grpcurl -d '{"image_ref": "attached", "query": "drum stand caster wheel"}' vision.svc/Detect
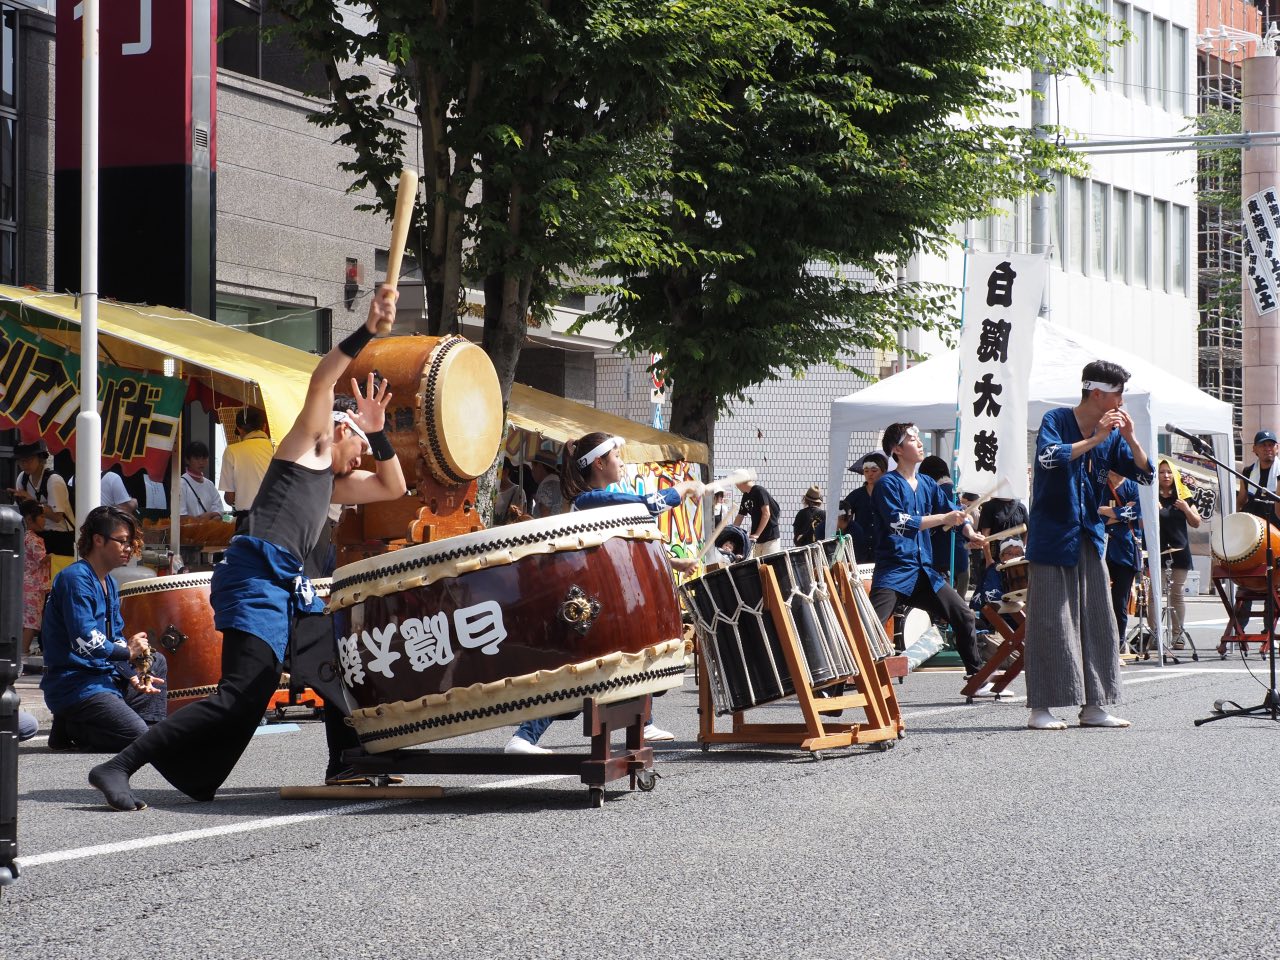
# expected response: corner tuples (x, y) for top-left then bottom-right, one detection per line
(588, 787), (604, 809)
(700, 743), (710, 753)
(874, 740), (894, 753)
(810, 750), (824, 762)
(635, 769), (657, 792)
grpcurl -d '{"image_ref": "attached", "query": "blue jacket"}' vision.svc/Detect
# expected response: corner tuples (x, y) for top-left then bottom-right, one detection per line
(871, 471), (961, 594)
(211, 535), (325, 660)
(1103, 478), (1143, 570)
(1027, 407), (1153, 567)
(40, 560), (132, 713)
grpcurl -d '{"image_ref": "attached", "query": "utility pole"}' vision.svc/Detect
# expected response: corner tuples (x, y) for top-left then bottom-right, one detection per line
(1031, 66), (1051, 320)
(1242, 52), (1280, 447)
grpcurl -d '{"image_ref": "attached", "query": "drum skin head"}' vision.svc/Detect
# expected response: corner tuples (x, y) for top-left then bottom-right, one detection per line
(421, 338), (503, 483)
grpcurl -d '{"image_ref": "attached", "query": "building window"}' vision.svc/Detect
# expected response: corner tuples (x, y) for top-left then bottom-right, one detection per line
(1068, 177), (1086, 272)
(1130, 9), (1149, 102)
(1172, 203), (1188, 295)
(1153, 18), (1168, 111)
(1133, 193), (1148, 287)
(216, 0), (329, 97)
(216, 294), (331, 354)
(1090, 181), (1107, 276)
(1172, 25), (1189, 113)
(1109, 2), (1129, 92)
(1112, 188), (1129, 281)
(1152, 199), (1168, 292)
(0, 7), (18, 285)
(1048, 178), (1061, 265)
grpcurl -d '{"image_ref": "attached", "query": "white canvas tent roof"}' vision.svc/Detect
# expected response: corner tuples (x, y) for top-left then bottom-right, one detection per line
(827, 319), (1236, 657)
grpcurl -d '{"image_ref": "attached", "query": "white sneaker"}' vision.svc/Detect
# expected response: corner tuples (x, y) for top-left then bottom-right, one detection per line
(643, 723), (675, 742)
(503, 735), (552, 755)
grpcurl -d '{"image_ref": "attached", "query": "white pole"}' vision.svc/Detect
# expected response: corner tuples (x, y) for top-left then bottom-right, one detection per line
(75, 0), (101, 537)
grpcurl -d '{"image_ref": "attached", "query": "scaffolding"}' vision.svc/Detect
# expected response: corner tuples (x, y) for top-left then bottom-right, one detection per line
(1196, 0), (1268, 457)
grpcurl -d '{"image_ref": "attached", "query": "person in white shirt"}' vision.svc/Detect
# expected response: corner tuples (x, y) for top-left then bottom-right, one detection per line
(218, 408), (273, 518)
(10, 440), (75, 559)
(530, 449), (566, 517)
(178, 441), (227, 520)
(99, 467), (138, 515)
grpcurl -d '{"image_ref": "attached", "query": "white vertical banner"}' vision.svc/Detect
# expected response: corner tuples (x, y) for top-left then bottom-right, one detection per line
(1243, 187), (1280, 316)
(955, 252), (1048, 500)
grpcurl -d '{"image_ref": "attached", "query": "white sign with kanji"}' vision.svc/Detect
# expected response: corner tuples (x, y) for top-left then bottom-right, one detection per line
(955, 252), (1048, 500)
(1243, 187), (1280, 318)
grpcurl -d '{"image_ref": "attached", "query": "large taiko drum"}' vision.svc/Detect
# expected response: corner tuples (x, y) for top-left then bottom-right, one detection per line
(680, 545), (858, 716)
(118, 573), (331, 714)
(344, 335), (504, 486)
(1211, 513), (1280, 590)
(326, 505), (689, 752)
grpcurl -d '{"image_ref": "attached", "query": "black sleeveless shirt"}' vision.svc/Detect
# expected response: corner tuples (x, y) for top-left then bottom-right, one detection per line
(246, 459), (334, 562)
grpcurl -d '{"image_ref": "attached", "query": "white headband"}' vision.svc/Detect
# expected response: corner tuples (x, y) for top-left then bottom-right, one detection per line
(333, 411), (370, 450)
(1082, 380), (1123, 393)
(576, 436), (624, 470)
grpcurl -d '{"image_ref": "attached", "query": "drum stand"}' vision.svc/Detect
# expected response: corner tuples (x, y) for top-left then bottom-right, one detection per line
(327, 695), (657, 809)
(1133, 556), (1198, 664)
(696, 564), (902, 758)
(960, 605), (1026, 703)
(1210, 570), (1273, 660)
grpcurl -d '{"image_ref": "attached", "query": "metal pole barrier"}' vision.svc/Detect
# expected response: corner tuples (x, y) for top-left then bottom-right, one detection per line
(0, 504), (23, 891)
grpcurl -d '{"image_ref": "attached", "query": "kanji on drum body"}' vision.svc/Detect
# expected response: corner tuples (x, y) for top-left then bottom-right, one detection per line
(339, 600), (508, 685)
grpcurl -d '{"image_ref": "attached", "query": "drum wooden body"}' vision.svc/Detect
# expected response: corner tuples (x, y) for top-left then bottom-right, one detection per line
(119, 573), (330, 715)
(1212, 513), (1280, 589)
(344, 335), (503, 487)
(681, 545), (857, 717)
(327, 505), (688, 752)
(997, 558), (1029, 599)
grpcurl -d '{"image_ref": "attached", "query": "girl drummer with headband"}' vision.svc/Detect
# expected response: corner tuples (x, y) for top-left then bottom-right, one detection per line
(504, 431), (703, 755)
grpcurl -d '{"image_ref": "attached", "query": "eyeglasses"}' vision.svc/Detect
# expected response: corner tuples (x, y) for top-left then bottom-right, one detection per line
(106, 535), (135, 550)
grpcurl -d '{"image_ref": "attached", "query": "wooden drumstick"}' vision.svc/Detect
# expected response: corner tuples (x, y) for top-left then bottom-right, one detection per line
(986, 522), (1027, 542)
(380, 168), (419, 333)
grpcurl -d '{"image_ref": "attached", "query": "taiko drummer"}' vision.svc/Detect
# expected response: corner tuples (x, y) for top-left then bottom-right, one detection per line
(90, 287), (407, 811)
(504, 432), (702, 754)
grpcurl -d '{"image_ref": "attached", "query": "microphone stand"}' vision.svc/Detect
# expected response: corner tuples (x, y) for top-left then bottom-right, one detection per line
(1185, 431), (1280, 726)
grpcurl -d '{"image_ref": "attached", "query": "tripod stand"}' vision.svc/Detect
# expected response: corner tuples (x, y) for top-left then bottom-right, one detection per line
(1179, 427), (1280, 726)
(1128, 551), (1199, 664)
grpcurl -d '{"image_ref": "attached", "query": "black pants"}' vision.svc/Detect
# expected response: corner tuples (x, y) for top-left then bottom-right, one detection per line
(126, 627), (282, 801)
(58, 692), (147, 752)
(1107, 560), (1137, 640)
(871, 570), (982, 674)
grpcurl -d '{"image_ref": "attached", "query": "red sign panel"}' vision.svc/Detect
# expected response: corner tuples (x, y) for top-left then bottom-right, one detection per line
(55, 0), (210, 170)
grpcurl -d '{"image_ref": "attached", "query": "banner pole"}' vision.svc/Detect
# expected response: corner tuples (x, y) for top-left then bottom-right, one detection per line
(75, 0), (101, 536)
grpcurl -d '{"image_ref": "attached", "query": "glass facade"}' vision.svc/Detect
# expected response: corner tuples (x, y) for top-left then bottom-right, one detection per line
(0, 6), (16, 283)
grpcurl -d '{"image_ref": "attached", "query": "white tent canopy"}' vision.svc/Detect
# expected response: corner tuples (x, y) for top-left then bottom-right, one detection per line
(828, 319), (1236, 656)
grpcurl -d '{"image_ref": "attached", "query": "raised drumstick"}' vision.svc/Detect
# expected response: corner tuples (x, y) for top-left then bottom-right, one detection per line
(380, 168), (419, 333)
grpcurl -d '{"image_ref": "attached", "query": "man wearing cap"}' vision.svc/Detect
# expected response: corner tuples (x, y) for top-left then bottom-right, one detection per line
(10, 440), (75, 563)
(1023, 360), (1152, 731)
(839, 453), (887, 564)
(734, 477), (781, 557)
(1238, 429), (1279, 523)
(793, 486), (825, 546)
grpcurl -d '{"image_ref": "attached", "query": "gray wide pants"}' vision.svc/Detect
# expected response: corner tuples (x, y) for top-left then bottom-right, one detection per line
(1024, 545), (1122, 709)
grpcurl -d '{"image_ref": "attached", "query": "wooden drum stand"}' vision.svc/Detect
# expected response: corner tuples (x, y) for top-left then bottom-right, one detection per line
(960, 604), (1026, 703)
(696, 563), (903, 758)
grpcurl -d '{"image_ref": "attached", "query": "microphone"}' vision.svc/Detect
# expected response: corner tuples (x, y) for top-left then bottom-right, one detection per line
(1165, 423), (1207, 454)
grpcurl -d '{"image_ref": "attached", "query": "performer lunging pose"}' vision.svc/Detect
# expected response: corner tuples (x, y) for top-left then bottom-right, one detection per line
(869, 423), (988, 685)
(90, 288), (406, 811)
(1024, 360), (1151, 731)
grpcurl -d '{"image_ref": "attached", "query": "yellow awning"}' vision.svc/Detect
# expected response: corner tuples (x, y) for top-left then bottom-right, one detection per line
(508, 382), (708, 465)
(0, 285), (314, 438)
(0, 285), (707, 466)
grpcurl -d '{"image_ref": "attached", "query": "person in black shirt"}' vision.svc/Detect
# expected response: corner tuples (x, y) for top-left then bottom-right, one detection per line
(1238, 429), (1279, 523)
(838, 453), (887, 564)
(734, 479), (781, 557)
(793, 485), (825, 546)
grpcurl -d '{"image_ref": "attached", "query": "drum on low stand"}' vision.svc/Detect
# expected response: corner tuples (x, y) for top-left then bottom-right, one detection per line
(997, 557), (1029, 613)
(681, 545), (858, 717)
(1211, 512), (1280, 591)
(326, 505), (689, 753)
(119, 573), (330, 715)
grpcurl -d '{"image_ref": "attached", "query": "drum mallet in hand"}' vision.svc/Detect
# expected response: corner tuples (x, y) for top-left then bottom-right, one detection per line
(379, 168), (419, 334)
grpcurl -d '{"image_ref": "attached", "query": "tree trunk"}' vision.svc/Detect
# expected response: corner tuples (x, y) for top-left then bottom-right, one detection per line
(669, 380), (716, 473)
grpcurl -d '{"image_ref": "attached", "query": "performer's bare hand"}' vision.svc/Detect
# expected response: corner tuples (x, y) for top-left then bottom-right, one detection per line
(679, 480), (705, 502)
(940, 509), (968, 529)
(129, 673), (165, 695)
(365, 284), (398, 334)
(350, 373), (393, 435)
(126, 632), (150, 659)
(669, 555), (699, 574)
(964, 529), (987, 547)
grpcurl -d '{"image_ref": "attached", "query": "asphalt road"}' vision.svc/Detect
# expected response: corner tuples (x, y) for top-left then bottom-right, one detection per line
(4, 596), (1279, 959)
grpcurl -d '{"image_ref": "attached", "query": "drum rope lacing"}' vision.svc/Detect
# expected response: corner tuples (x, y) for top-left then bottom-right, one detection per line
(329, 511), (658, 595)
(681, 547), (859, 715)
(355, 664), (687, 745)
(118, 574), (216, 596)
